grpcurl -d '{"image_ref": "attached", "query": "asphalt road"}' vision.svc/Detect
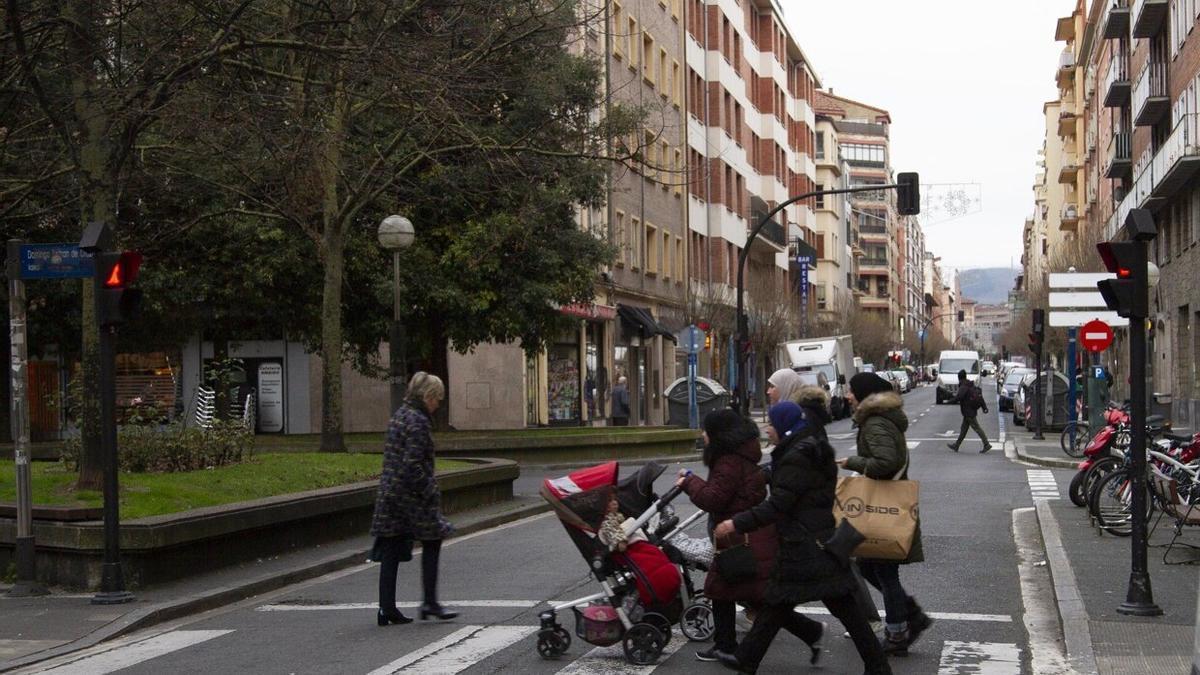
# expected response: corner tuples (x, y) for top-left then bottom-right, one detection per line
(22, 380), (1069, 674)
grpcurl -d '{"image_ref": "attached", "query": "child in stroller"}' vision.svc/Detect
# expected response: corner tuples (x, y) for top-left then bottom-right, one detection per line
(536, 461), (714, 665)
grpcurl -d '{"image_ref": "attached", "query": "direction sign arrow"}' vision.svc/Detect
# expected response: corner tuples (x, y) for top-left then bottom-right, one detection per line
(1049, 272), (1117, 288)
(1048, 311), (1129, 327)
(1049, 292), (1107, 308)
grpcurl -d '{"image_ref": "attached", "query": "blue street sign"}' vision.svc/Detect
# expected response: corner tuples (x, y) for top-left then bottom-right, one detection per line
(680, 325), (705, 355)
(918, 329), (926, 340)
(16, 244), (93, 280)
(1092, 366), (1107, 380)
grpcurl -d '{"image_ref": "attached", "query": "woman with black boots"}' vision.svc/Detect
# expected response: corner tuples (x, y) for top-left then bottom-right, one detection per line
(370, 372), (458, 626)
(714, 389), (891, 675)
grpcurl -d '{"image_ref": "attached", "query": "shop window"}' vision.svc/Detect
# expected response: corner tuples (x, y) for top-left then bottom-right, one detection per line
(547, 341), (581, 424)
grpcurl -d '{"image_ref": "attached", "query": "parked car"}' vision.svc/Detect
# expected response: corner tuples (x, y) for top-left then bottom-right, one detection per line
(889, 369), (911, 393)
(878, 371), (902, 393)
(1012, 372), (1037, 426)
(981, 361), (996, 377)
(998, 367), (1034, 412)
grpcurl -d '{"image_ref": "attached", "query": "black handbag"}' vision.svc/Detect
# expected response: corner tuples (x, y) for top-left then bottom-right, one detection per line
(713, 535), (757, 583)
(817, 520), (865, 568)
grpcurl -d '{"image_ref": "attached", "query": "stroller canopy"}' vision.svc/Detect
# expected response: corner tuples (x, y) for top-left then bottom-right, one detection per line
(541, 461), (619, 532)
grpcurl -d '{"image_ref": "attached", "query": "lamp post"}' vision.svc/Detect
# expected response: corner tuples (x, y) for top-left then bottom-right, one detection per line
(378, 215), (415, 414)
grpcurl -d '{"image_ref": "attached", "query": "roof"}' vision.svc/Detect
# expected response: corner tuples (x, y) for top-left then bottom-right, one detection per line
(817, 90), (891, 124)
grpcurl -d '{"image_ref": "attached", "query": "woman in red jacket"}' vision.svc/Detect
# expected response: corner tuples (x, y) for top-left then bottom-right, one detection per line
(678, 408), (822, 663)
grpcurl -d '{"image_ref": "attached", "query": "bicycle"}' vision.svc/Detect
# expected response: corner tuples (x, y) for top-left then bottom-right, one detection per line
(1060, 420), (1089, 458)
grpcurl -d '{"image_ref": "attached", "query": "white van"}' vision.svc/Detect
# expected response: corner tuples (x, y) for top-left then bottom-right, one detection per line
(935, 350), (982, 404)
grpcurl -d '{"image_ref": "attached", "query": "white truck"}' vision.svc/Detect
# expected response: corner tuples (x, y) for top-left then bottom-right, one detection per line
(935, 349), (982, 405)
(778, 335), (856, 419)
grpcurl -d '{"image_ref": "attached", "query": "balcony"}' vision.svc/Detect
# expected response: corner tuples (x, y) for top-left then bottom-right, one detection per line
(859, 258), (889, 273)
(1132, 0), (1167, 38)
(1058, 155), (1080, 184)
(1104, 129), (1132, 178)
(1103, 53), (1130, 107)
(858, 224), (887, 236)
(1060, 203), (1080, 231)
(1133, 61), (1168, 127)
(1101, 0), (1131, 39)
(1105, 113), (1200, 240)
(1057, 109), (1077, 137)
(1057, 49), (1076, 88)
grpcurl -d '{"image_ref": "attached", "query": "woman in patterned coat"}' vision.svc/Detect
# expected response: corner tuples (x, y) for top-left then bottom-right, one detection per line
(371, 372), (457, 625)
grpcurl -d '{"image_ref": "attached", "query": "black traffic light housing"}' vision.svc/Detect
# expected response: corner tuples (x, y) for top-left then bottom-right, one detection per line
(897, 172), (921, 216)
(1096, 241), (1145, 318)
(957, 310), (965, 322)
(95, 251), (143, 327)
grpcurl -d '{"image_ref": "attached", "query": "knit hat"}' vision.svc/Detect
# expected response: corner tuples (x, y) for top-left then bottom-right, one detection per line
(768, 401), (808, 438)
(958, 369), (968, 381)
(849, 372), (893, 402)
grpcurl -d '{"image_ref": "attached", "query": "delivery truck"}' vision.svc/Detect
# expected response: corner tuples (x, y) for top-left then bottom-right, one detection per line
(778, 335), (856, 419)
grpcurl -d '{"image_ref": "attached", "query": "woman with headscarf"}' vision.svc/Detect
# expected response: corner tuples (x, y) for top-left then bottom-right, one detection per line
(714, 393), (891, 675)
(837, 372), (930, 657)
(766, 368), (804, 406)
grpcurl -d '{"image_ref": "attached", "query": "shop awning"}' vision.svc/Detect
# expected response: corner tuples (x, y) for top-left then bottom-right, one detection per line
(617, 304), (678, 342)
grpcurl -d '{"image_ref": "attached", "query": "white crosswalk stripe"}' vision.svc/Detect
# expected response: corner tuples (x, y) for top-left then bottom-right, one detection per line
(553, 630), (687, 674)
(1026, 469), (1061, 500)
(366, 625), (537, 675)
(37, 630), (234, 674)
(937, 641), (1021, 674)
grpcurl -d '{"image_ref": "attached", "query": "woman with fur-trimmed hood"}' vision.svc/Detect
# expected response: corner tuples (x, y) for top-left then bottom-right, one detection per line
(839, 373), (930, 658)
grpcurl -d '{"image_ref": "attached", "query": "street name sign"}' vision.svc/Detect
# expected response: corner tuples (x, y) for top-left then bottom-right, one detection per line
(13, 243), (94, 280)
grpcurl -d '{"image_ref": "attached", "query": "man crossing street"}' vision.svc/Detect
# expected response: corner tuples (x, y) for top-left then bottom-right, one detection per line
(947, 370), (992, 454)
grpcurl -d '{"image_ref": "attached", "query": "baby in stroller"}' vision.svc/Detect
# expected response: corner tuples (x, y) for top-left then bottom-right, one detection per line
(536, 461), (714, 665)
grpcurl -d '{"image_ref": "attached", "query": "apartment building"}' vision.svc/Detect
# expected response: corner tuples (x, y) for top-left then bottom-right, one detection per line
(818, 91), (901, 337)
(973, 304), (1014, 354)
(902, 216), (927, 344)
(684, 0), (821, 394)
(813, 100), (855, 326)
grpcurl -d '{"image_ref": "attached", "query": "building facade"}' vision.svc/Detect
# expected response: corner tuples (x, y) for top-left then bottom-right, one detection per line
(813, 103), (855, 326)
(903, 216), (927, 345)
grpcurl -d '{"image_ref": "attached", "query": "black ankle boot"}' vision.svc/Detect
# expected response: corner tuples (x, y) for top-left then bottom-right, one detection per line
(377, 608), (413, 626)
(419, 603), (458, 621)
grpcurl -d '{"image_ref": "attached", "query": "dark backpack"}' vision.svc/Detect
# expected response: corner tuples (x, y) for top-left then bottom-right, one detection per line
(967, 384), (985, 411)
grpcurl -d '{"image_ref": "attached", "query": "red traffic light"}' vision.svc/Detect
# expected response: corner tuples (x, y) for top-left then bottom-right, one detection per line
(103, 251), (143, 288)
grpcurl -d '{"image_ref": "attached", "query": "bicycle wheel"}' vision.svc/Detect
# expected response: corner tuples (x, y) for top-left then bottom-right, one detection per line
(1083, 456), (1121, 514)
(1060, 422), (1088, 458)
(1089, 469), (1153, 537)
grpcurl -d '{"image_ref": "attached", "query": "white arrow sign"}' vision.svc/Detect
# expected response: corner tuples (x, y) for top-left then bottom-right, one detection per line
(1049, 292), (1106, 308)
(1048, 311), (1129, 327)
(1049, 272), (1116, 288)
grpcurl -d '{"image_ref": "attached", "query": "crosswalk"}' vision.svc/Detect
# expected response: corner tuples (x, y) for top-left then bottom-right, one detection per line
(1026, 469), (1061, 501)
(27, 617), (1025, 674)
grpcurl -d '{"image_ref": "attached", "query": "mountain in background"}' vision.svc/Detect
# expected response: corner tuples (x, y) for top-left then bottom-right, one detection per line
(957, 268), (1018, 305)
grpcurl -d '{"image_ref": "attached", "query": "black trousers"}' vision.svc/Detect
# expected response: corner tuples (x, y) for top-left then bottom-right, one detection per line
(954, 415), (990, 447)
(736, 594), (891, 674)
(711, 598), (739, 653)
(378, 537), (443, 612)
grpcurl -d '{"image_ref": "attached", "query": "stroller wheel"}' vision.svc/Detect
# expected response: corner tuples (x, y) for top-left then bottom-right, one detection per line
(680, 600), (715, 641)
(536, 627), (571, 658)
(641, 612), (672, 648)
(623, 623), (666, 665)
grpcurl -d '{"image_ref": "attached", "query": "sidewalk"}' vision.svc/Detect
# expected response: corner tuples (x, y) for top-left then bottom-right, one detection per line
(0, 496), (548, 672)
(1011, 430), (1199, 673)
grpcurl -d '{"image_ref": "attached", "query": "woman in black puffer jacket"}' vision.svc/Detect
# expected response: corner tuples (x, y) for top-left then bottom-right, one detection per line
(714, 395), (890, 675)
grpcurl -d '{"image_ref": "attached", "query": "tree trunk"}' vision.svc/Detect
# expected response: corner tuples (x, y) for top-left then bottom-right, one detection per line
(318, 69), (350, 453)
(429, 315), (450, 431)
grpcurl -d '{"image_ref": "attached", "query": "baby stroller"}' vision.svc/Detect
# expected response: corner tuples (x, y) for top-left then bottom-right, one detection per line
(535, 461), (713, 664)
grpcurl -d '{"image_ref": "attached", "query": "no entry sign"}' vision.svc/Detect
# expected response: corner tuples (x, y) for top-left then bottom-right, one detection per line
(1080, 319), (1114, 353)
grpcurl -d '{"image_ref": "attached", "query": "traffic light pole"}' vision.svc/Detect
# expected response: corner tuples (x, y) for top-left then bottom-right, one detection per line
(736, 181), (915, 415)
(92, 266), (133, 605)
(1117, 238), (1161, 617)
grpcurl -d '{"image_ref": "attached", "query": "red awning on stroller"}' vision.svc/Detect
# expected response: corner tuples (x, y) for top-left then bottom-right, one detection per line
(541, 461), (619, 533)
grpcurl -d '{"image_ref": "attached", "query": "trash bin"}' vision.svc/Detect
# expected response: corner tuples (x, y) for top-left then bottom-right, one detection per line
(1026, 371), (1071, 429)
(665, 377), (730, 427)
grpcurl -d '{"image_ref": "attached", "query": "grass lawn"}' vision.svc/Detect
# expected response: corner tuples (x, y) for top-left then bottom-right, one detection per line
(0, 454), (471, 519)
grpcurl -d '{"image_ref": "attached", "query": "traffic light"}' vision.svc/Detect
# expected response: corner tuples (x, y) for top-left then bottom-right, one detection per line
(704, 333), (712, 350)
(1096, 241), (1145, 318)
(95, 251), (143, 327)
(957, 310), (964, 322)
(897, 172), (920, 216)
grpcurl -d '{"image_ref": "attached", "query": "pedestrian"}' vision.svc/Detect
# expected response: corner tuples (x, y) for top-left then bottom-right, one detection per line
(947, 369), (992, 453)
(839, 373), (931, 657)
(766, 368), (804, 405)
(676, 408), (773, 662)
(370, 372), (459, 626)
(611, 375), (630, 426)
(714, 397), (892, 675)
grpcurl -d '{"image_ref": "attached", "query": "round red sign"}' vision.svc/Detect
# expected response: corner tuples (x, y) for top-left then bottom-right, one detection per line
(1080, 319), (1114, 353)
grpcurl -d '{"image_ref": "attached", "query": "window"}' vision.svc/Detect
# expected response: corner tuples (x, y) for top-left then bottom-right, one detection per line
(842, 143), (886, 164)
(628, 18), (639, 70)
(631, 216), (641, 269)
(816, 284), (827, 310)
(672, 61), (682, 107)
(615, 210), (627, 266)
(645, 223), (659, 275)
(661, 140), (670, 189)
(816, 233), (825, 259)
(815, 183), (825, 209)
(613, 2), (624, 59)
(663, 231), (671, 278)
(676, 236), (684, 281)
(671, 0), (680, 21)
(673, 148), (683, 196)
(659, 48), (668, 97)
(815, 131), (825, 159)
(643, 33), (656, 84)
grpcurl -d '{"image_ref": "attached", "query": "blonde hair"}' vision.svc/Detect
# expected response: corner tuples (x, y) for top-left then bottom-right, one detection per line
(407, 371), (445, 402)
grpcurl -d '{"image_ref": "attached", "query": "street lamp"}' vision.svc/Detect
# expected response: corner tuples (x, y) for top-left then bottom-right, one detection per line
(378, 215), (415, 414)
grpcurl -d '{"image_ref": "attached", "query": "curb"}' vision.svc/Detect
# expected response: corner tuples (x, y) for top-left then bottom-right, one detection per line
(1015, 449), (1079, 470)
(0, 500), (550, 673)
(1034, 500), (1098, 675)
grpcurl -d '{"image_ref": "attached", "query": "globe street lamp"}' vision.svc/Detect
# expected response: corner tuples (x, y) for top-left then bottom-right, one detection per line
(378, 215), (415, 414)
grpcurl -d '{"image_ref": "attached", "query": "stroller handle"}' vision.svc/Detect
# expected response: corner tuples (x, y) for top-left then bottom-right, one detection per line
(658, 484), (685, 509)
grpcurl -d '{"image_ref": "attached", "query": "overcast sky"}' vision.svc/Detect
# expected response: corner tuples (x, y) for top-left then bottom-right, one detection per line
(783, 0), (1073, 273)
